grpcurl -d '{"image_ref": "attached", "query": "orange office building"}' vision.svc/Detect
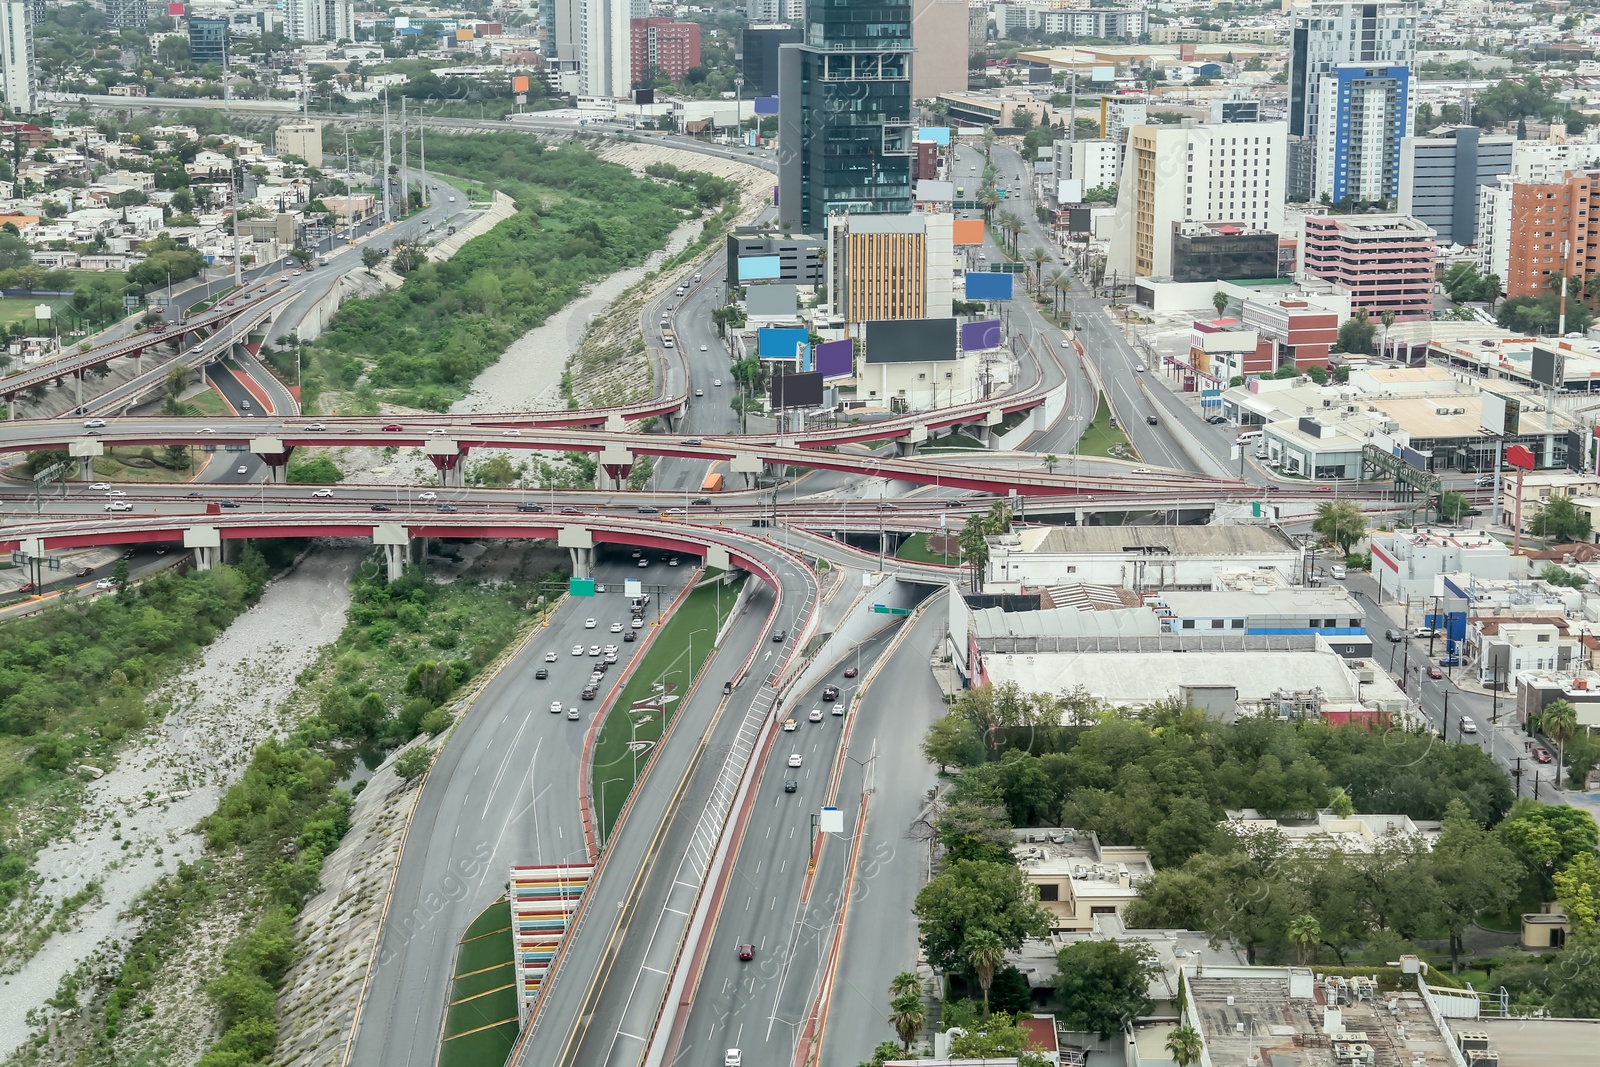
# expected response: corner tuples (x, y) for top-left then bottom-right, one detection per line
(1505, 171), (1600, 301)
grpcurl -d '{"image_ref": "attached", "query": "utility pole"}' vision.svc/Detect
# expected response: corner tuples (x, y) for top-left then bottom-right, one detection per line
(343, 129), (353, 239)
(1512, 756), (1524, 797)
(400, 95), (410, 217)
(382, 92), (393, 225)
(419, 119), (427, 207)
(1443, 689), (1451, 741)
(231, 160), (242, 287)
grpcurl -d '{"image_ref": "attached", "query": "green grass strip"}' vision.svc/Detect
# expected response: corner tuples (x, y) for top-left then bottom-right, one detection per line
(591, 573), (743, 842)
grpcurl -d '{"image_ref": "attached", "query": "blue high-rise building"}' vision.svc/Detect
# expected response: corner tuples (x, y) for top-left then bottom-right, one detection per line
(1316, 63), (1410, 205)
(776, 0), (915, 234)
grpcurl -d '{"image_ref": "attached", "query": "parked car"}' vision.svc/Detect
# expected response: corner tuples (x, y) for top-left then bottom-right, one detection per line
(1427, 665), (1443, 679)
(1533, 746), (1554, 764)
(1385, 628), (1404, 642)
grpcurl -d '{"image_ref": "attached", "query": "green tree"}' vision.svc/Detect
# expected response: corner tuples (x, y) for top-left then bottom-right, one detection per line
(470, 454), (519, 487)
(945, 1012), (1049, 1064)
(1337, 309), (1375, 354)
(1286, 913), (1322, 966)
(958, 515), (990, 593)
(1424, 800), (1522, 971)
(1052, 939), (1158, 1039)
(1530, 495), (1592, 543)
(965, 929), (1006, 1016)
(913, 860), (1052, 975)
(286, 456), (344, 484)
(1554, 852), (1600, 933)
(1542, 699), (1579, 785)
(1029, 245), (1049, 290)
(1167, 1025), (1204, 1067)
(1499, 800), (1599, 894)
(1312, 500), (1365, 554)
(112, 557), (130, 589)
(1438, 490), (1471, 524)
(395, 746), (434, 782)
(924, 713), (986, 769)
(1542, 564), (1590, 589)
(1212, 291), (1229, 317)
(888, 992), (925, 1053)
(936, 801), (1015, 864)
(361, 246), (383, 272)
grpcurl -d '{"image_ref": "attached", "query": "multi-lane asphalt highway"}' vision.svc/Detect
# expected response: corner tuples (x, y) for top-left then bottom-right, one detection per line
(672, 624), (905, 1067)
(347, 553), (695, 1067)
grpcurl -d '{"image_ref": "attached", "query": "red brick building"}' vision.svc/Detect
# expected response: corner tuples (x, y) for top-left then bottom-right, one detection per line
(1505, 171), (1600, 301)
(630, 18), (702, 85)
(1240, 296), (1340, 370)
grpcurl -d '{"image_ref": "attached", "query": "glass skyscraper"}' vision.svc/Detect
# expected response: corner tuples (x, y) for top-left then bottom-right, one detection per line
(777, 0), (914, 234)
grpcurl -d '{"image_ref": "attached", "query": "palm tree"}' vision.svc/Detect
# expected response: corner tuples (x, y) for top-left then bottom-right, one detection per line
(964, 929), (1006, 1017)
(1166, 1025), (1204, 1067)
(1212, 291), (1229, 317)
(1044, 454), (1059, 474)
(1006, 215), (1025, 257)
(1542, 699), (1579, 788)
(888, 971), (921, 999)
(958, 515), (990, 593)
(985, 500), (1012, 535)
(1029, 245), (1049, 290)
(1286, 913), (1322, 967)
(1050, 268), (1072, 316)
(1380, 309), (1396, 361)
(978, 187), (1000, 224)
(889, 992), (926, 1052)
(995, 210), (1019, 256)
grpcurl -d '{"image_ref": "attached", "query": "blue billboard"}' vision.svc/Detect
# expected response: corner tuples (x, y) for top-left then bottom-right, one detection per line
(917, 126), (951, 146)
(966, 272), (1014, 301)
(754, 96), (780, 115)
(739, 254), (782, 282)
(758, 327), (810, 361)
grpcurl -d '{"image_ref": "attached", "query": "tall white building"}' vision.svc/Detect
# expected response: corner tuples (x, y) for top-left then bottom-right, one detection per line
(1286, 1), (1417, 200)
(0, 0), (33, 114)
(1109, 121), (1288, 279)
(285, 0), (353, 43)
(560, 0), (628, 98)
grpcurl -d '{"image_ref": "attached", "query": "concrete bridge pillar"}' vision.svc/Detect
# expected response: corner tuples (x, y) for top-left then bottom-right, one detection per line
(599, 448), (635, 490)
(660, 410), (681, 433)
(373, 523), (412, 582)
(70, 439), (103, 481)
(558, 525), (595, 579)
(249, 437), (293, 481)
(424, 439), (467, 486)
(184, 526), (222, 571)
(894, 424), (929, 458)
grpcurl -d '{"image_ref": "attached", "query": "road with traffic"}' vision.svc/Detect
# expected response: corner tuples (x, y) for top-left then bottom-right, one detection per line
(348, 553), (693, 1067)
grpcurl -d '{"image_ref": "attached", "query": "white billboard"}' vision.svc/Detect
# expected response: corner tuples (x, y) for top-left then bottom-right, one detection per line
(625, 578), (642, 597)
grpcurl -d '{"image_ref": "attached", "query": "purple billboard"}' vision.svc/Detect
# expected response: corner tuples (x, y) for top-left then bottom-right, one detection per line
(960, 319), (1002, 351)
(815, 338), (854, 379)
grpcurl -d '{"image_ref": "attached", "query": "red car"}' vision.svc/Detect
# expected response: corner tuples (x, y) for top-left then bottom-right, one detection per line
(17, 582), (35, 594)
(1315, 486), (1333, 493)
(737, 943), (755, 961)
(1533, 746), (1554, 764)
(842, 666), (858, 678)
(381, 423), (404, 432)
(1427, 665), (1443, 679)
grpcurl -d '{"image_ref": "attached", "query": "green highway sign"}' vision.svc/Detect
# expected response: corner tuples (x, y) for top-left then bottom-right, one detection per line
(569, 577), (596, 596)
(872, 603), (910, 616)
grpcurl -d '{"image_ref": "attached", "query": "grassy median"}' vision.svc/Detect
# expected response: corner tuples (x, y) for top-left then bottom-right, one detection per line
(591, 572), (742, 843)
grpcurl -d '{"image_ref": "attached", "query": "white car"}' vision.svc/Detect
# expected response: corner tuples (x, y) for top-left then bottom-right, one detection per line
(638, 559), (649, 567)
(550, 700), (563, 713)
(105, 501), (133, 512)
(95, 578), (114, 590)
(726, 1052), (742, 1067)
(588, 645), (601, 656)
(108, 489), (127, 497)
(84, 418), (106, 428)
(1060, 339), (1069, 348)
(668, 558), (680, 567)
(631, 617), (645, 629)
(572, 645), (585, 656)
(428, 428), (447, 435)
(584, 618), (597, 629)
(603, 644), (618, 655)
(1460, 717), (1479, 734)
(700, 344), (708, 351)
(236, 465), (249, 475)
(787, 754), (803, 768)
(89, 482), (111, 491)
(1130, 468), (1153, 475)
(418, 491), (438, 501)
(695, 389), (704, 397)
(808, 708), (823, 722)
(782, 718), (798, 732)
(610, 622), (623, 632)
(501, 428), (521, 436)
(311, 488), (334, 498)
(713, 378), (722, 387)
(544, 651), (558, 662)
(199, 427), (216, 434)
(305, 422), (327, 431)
(1135, 364), (1147, 372)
